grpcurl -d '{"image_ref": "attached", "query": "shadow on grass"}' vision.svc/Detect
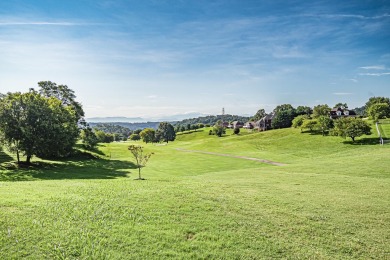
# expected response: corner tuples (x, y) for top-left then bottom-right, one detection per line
(342, 137), (382, 145)
(0, 151), (14, 164)
(73, 143), (106, 156)
(0, 151), (137, 182)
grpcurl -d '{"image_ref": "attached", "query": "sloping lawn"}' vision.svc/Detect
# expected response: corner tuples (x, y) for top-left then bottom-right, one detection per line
(1, 127), (389, 259)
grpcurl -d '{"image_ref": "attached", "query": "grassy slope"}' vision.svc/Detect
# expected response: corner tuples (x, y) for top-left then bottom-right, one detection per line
(0, 127), (389, 259)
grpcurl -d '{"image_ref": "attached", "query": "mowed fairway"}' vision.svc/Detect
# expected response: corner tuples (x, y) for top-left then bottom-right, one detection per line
(1, 127), (389, 259)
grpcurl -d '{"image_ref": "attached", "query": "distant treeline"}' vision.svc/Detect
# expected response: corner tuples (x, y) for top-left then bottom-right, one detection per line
(89, 122), (160, 131)
(174, 114), (250, 126)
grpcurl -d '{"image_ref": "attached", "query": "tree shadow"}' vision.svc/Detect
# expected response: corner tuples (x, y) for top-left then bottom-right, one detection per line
(342, 137), (382, 145)
(0, 151), (137, 182)
(73, 144), (106, 156)
(0, 151), (14, 164)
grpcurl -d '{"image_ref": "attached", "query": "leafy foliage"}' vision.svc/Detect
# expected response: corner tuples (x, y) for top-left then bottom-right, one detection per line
(272, 109), (296, 129)
(317, 116), (333, 136)
(213, 121), (226, 137)
(140, 128), (156, 143)
(80, 127), (99, 150)
(156, 122), (176, 143)
(174, 114), (249, 128)
(38, 81), (84, 123)
(367, 103), (389, 121)
(332, 117), (371, 142)
(129, 133), (141, 141)
(292, 115), (309, 129)
(251, 108), (266, 121)
(89, 122), (160, 131)
(312, 104), (331, 118)
(301, 119), (318, 133)
(334, 102), (348, 109)
(94, 130), (114, 143)
(0, 89), (79, 163)
(92, 123), (132, 140)
(353, 106), (366, 116)
(295, 106), (312, 116)
(365, 97), (390, 112)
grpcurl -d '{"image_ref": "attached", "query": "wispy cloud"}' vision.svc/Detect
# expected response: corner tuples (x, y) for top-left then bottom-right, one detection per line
(359, 65), (386, 70)
(359, 72), (390, 76)
(0, 21), (95, 26)
(333, 92), (353, 95)
(303, 13), (390, 20)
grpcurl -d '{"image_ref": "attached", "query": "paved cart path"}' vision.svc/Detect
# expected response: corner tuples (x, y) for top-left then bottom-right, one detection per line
(175, 148), (286, 166)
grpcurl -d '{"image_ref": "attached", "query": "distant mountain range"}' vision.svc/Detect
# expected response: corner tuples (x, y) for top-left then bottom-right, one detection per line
(86, 112), (208, 123)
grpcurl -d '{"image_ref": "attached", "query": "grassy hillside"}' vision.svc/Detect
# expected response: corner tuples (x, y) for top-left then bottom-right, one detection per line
(0, 126), (389, 259)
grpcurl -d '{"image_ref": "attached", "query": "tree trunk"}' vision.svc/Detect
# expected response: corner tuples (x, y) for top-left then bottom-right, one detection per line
(351, 136), (355, 142)
(138, 167), (141, 179)
(16, 150), (20, 163)
(26, 155), (32, 164)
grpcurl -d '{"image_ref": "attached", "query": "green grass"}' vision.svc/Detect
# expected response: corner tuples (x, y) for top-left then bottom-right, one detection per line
(1, 126), (389, 259)
(378, 119), (390, 139)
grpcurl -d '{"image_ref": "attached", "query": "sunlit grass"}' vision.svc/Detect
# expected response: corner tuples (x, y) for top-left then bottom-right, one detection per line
(0, 125), (389, 259)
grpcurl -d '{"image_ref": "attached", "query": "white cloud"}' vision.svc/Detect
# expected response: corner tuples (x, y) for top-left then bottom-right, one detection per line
(0, 22), (81, 26)
(303, 13), (390, 20)
(359, 65), (386, 70)
(333, 92), (353, 95)
(359, 72), (390, 76)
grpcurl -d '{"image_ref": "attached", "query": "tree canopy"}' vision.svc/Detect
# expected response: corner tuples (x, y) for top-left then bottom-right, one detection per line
(140, 128), (156, 143)
(156, 122), (176, 143)
(272, 109), (296, 129)
(332, 117), (371, 142)
(251, 108), (266, 121)
(0, 88), (80, 163)
(313, 104), (331, 118)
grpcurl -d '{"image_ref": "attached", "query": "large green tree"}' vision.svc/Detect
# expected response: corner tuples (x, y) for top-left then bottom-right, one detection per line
(367, 103), (389, 121)
(365, 97), (390, 110)
(156, 122), (176, 143)
(36, 81), (83, 158)
(301, 119), (318, 133)
(295, 106), (312, 116)
(313, 104), (331, 118)
(38, 81), (84, 122)
(0, 82), (83, 163)
(140, 128), (155, 143)
(0, 90), (78, 163)
(272, 109), (296, 129)
(80, 127), (99, 150)
(332, 117), (371, 142)
(251, 108), (266, 121)
(317, 116), (333, 136)
(292, 115), (309, 129)
(273, 104), (295, 113)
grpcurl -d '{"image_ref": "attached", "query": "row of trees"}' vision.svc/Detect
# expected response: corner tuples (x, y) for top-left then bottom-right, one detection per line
(135, 122), (176, 143)
(0, 82), (83, 164)
(80, 122), (177, 149)
(174, 123), (207, 133)
(292, 115), (372, 141)
(253, 98), (390, 132)
(174, 114), (249, 127)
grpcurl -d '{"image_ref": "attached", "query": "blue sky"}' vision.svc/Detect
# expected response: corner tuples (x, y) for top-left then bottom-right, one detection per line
(0, 0), (389, 119)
